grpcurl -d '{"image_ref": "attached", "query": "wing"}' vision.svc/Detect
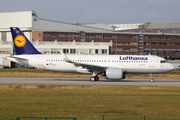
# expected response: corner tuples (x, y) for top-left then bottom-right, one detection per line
(60, 50), (107, 72)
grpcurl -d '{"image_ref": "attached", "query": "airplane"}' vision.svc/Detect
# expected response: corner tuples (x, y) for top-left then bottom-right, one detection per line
(7, 27), (175, 82)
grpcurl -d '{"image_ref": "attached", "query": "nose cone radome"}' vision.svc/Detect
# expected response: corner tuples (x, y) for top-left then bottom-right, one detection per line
(167, 64), (175, 72)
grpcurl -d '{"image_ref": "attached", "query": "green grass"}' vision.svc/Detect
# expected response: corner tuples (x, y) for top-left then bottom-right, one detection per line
(1, 85), (180, 118)
(0, 69), (180, 119)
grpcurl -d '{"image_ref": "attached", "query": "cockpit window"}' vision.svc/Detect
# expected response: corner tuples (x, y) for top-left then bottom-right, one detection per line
(160, 60), (168, 63)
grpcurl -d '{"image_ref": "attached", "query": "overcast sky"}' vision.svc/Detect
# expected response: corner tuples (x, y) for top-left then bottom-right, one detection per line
(0, 0), (179, 24)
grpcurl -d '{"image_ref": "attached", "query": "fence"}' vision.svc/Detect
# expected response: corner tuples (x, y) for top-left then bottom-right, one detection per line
(16, 117), (77, 120)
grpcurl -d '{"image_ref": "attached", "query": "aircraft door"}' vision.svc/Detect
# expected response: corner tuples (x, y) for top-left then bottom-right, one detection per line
(149, 57), (155, 67)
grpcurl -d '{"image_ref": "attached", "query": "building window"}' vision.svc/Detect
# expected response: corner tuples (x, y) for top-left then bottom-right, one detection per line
(70, 49), (76, 53)
(152, 50), (157, 55)
(130, 42), (137, 46)
(171, 50), (176, 56)
(103, 35), (109, 39)
(177, 51), (180, 56)
(110, 36), (116, 39)
(124, 36), (131, 39)
(131, 48), (137, 52)
(144, 36), (150, 40)
(171, 43), (176, 46)
(117, 36), (123, 39)
(113, 42), (117, 45)
(74, 34), (80, 38)
(102, 49), (107, 54)
(158, 37), (163, 40)
(86, 35), (95, 38)
(124, 48), (130, 51)
(44, 33), (50, 37)
(157, 49), (163, 56)
(96, 35), (102, 39)
(1, 32), (6, 41)
(67, 34), (72, 38)
(63, 49), (69, 53)
(170, 37), (176, 40)
(131, 36), (138, 39)
(117, 42), (123, 45)
(164, 43), (170, 46)
(116, 48), (123, 51)
(164, 37), (170, 40)
(158, 43), (164, 46)
(152, 43), (157, 46)
(51, 34), (58, 38)
(59, 34), (65, 38)
(144, 42), (150, 46)
(151, 37), (157, 40)
(124, 42), (130, 45)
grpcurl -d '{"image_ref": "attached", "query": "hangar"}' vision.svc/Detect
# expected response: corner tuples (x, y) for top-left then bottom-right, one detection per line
(0, 10), (180, 67)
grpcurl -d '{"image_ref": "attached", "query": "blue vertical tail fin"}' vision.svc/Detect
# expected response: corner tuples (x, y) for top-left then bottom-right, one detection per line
(10, 27), (41, 55)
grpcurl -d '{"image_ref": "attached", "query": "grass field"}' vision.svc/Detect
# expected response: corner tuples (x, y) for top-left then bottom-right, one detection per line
(0, 69), (180, 119)
(1, 85), (180, 119)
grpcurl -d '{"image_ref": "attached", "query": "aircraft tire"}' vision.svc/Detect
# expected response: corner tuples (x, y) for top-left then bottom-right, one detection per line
(95, 76), (99, 81)
(150, 78), (154, 82)
(90, 77), (95, 82)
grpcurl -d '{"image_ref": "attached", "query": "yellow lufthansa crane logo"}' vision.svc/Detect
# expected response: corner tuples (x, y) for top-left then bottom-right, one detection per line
(14, 35), (26, 47)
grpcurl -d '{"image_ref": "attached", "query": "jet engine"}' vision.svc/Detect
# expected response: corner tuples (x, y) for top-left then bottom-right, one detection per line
(106, 68), (123, 79)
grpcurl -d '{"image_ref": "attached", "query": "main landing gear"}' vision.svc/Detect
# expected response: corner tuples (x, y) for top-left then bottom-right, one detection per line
(149, 73), (154, 82)
(90, 71), (99, 82)
(90, 76), (99, 82)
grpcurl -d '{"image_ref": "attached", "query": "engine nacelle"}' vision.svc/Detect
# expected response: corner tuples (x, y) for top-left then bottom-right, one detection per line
(106, 68), (123, 79)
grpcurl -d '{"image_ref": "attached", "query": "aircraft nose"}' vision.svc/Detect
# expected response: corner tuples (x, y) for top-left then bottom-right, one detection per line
(168, 64), (175, 71)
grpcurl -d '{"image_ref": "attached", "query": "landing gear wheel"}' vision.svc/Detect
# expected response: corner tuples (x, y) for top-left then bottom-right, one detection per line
(150, 78), (154, 82)
(90, 76), (99, 82)
(90, 77), (95, 82)
(94, 76), (99, 81)
(149, 73), (154, 82)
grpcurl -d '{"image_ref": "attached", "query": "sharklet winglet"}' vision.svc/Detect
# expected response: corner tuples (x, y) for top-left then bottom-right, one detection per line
(60, 50), (73, 63)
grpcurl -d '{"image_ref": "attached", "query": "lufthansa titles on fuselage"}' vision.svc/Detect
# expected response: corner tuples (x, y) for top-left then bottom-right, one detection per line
(119, 56), (148, 60)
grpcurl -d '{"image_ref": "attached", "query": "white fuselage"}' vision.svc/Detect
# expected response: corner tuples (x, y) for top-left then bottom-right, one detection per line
(7, 54), (175, 74)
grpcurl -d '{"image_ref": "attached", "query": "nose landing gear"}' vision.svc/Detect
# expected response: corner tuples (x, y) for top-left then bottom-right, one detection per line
(150, 73), (154, 82)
